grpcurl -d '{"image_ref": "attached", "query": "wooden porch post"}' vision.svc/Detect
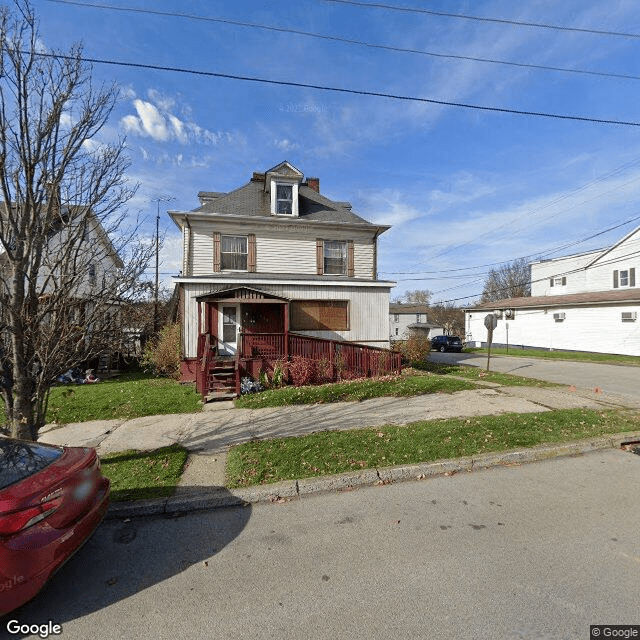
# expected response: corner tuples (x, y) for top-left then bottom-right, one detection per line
(284, 303), (290, 360)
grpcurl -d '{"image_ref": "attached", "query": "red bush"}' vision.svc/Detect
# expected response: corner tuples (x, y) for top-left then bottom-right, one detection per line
(288, 356), (316, 387)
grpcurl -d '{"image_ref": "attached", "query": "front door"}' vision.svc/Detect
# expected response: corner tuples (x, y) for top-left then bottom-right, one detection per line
(218, 304), (240, 355)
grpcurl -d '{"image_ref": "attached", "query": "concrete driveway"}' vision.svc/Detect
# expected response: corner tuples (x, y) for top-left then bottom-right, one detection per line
(431, 351), (640, 405)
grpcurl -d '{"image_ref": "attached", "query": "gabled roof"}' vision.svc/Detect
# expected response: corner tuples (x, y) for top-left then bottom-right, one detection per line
(389, 303), (430, 314)
(585, 225), (640, 268)
(171, 162), (389, 230)
(468, 288), (640, 311)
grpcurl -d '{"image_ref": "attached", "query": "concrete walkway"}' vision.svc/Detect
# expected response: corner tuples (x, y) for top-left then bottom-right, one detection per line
(38, 381), (636, 499)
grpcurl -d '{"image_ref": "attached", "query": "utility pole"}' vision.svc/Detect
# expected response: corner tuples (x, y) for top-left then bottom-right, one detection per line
(152, 195), (175, 333)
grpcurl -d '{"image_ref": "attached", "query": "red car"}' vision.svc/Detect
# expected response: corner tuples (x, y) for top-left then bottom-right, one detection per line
(0, 438), (110, 616)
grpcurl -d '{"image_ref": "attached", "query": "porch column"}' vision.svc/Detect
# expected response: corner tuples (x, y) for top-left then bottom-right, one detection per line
(284, 303), (290, 359)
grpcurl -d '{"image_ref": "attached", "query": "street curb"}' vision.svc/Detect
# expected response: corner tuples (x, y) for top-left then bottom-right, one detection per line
(106, 430), (640, 519)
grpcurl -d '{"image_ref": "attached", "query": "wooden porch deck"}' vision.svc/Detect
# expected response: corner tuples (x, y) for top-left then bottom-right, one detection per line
(196, 332), (401, 399)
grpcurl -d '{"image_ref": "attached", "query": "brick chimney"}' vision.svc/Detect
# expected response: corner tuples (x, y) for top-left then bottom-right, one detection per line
(307, 177), (320, 193)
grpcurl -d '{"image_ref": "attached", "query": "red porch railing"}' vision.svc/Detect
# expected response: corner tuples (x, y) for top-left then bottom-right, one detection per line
(239, 332), (401, 379)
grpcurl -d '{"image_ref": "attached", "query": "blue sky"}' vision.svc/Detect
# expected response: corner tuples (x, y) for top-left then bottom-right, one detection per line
(31, 0), (640, 304)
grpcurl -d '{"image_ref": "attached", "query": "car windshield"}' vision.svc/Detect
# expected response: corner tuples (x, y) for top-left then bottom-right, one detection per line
(0, 439), (63, 490)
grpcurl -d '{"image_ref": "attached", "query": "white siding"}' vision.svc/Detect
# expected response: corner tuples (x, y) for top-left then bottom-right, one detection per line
(181, 282), (391, 358)
(185, 219), (376, 278)
(465, 305), (640, 356)
(189, 221), (214, 276)
(530, 251), (598, 296)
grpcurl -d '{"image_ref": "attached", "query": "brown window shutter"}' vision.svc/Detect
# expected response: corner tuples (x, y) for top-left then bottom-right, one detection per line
(549, 278), (554, 287)
(631, 268), (636, 287)
(613, 270), (619, 288)
(347, 240), (354, 277)
(213, 232), (221, 272)
(248, 234), (256, 272)
(316, 239), (324, 275)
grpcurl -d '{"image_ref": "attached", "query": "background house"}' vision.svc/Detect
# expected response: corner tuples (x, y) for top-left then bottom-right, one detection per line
(169, 161), (398, 397)
(389, 303), (443, 342)
(465, 226), (640, 355)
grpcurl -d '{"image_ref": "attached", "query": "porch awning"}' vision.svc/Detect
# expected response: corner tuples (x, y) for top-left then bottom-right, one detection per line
(195, 285), (290, 303)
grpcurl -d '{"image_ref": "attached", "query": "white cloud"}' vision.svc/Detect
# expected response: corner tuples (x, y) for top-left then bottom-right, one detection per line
(120, 94), (235, 147)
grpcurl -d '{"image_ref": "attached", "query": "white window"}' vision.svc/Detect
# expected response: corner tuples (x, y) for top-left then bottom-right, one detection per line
(395, 328), (399, 336)
(270, 180), (299, 216)
(276, 184), (293, 215)
(221, 235), (247, 270)
(324, 240), (347, 275)
(550, 276), (566, 287)
(394, 314), (399, 322)
(620, 270), (629, 287)
(416, 313), (422, 323)
(88, 263), (96, 286)
(614, 268), (635, 288)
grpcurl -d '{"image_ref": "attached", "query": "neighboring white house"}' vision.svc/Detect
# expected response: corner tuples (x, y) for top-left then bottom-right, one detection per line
(465, 226), (640, 355)
(169, 161), (396, 386)
(389, 303), (443, 342)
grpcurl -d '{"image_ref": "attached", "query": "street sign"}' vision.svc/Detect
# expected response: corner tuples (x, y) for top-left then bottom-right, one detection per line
(484, 313), (498, 330)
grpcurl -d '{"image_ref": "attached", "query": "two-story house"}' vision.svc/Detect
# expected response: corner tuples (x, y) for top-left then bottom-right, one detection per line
(389, 304), (443, 342)
(464, 226), (640, 355)
(169, 161), (399, 398)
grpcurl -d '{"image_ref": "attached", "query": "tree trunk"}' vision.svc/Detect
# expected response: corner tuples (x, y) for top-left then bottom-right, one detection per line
(11, 375), (35, 440)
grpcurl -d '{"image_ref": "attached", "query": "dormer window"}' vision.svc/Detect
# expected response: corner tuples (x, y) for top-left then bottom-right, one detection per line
(276, 184), (293, 215)
(270, 180), (299, 216)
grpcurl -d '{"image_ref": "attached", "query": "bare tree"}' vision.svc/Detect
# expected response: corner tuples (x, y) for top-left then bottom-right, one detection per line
(428, 302), (465, 337)
(480, 258), (531, 303)
(392, 289), (432, 305)
(0, 1), (153, 439)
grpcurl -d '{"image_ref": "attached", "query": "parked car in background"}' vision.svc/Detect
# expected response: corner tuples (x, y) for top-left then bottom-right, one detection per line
(0, 438), (110, 615)
(431, 335), (463, 352)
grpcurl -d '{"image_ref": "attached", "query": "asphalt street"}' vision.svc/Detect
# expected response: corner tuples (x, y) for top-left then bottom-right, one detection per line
(431, 351), (640, 405)
(6, 449), (640, 640)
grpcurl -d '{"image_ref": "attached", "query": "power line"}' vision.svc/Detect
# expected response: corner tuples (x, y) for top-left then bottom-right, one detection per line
(325, 0), (640, 40)
(43, 0), (640, 82)
(26, 50), (640, 128)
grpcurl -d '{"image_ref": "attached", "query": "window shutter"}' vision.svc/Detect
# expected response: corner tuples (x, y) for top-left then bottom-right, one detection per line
(213, 232), (221, 272)
(347, 240), (354, 277)
(316, 239), (324, 275)
(613, 270), (619, 288)
(631, 268), (636, 287)
(549, 278), (554, 287)
(248, 234), (256, 272)
(561, 277), (566, 286)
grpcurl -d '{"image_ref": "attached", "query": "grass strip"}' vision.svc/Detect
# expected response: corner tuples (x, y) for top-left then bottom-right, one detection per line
(410, 361), (560, 387)
(100, 444), (189, 502)
(46, 373), (202, 424)
(466, 347), (640, 366)
(234, 374), (478, 409)
(226, 408), (640, 488)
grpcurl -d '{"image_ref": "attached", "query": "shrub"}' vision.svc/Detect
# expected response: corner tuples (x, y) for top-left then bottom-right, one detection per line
(288, 356), (316, 387)
(141, 323), (181, 379)
(394, 334), (432, 364)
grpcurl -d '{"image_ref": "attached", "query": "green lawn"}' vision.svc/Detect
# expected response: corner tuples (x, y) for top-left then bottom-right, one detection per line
(410, 361), (561, 387)
(466, 347), (640, 366)
(226, 408), (640, 487)
(100, 444), (188, 502)
(234, 374), (478, 409)
(46, 373), (201, 424)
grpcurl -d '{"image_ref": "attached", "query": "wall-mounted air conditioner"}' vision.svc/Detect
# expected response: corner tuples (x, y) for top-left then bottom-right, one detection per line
(621, 311), (637, 322)
(553, 312), (566, 321)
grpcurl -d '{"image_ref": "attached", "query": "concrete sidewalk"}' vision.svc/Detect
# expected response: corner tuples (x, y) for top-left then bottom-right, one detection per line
(37, 381), (640, 516)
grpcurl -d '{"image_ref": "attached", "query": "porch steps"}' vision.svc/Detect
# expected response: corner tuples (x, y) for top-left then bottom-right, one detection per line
(207, 362), (237, 400)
